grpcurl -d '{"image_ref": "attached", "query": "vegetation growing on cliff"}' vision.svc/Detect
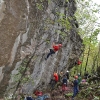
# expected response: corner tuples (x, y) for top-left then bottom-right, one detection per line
(3, 0), (100, 100)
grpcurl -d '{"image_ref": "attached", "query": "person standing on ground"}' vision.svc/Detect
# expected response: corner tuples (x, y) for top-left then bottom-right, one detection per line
(77, 73), (82, 91)
(62, 75), (67, 91)
(66, 70), (69, 82)
(45, 42), (62, 60)
(59, 71), (64, 82)
(53, 72), (59, 83)
(53, 72), (59, 88)
(84, 71), (89, 79)
(49, 77), (56, 90)
(62, 75), (67, 86)
(72, 75), (79, 100)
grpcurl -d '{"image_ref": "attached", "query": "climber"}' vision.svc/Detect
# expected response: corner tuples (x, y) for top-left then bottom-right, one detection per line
(75, 60), (82, 65)
(77, 60), (82, 65)
(72, 75), (79, 100)
(53, 72), (59, 83)
(45, 42), (62, 60)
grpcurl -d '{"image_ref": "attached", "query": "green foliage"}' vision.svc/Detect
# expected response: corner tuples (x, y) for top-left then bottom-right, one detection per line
(65, 0), (69, 2)
(57, 18), (71, 30)
(36, 3), (43, 10)
(10, 59), (32, 85)
(46, 39), (50, 44)
(48, 0), (51, 4)
(65, 93), (73, 97)
(56, 12), (72, 31)
(56, 12), (66, 17)
(60, 32), (67, 40)
(40, 0), (44, 2)
(71, 0), (100, 75)
(75, 83), (100, 100)
(93, 96), (99, 100)
(45, 18), (55, 24)
(97, 66), (100, 76)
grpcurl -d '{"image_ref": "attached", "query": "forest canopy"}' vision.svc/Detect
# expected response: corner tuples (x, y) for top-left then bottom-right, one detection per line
(71, 0), (100, 76)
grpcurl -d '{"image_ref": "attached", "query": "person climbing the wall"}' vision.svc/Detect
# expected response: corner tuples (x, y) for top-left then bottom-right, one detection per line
(75, 59), (82, 65)
(72, 75), (79, 100)
(45, 42), (62, 60)
(53, 72), (59, 82)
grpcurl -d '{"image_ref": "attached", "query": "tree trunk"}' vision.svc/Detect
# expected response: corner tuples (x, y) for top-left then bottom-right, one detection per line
(84, 46), (90, 72)
(80, 50), (85, 75)
(91, 54), (98, 73)
(97, 42), (100, 68)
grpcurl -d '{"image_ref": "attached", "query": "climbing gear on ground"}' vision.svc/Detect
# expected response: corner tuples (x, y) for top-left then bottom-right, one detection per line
(35, 94), (49, 100)
(25, 96), (34, 100)
(34, 91), (43, 96)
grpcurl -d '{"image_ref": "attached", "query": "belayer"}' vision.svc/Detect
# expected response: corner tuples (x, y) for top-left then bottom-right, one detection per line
(72, 75), (79, 100)
(45, 42), (62, 60)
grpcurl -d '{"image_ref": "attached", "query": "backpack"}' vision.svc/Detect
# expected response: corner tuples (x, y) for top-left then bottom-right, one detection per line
(24, 96), (34, 100)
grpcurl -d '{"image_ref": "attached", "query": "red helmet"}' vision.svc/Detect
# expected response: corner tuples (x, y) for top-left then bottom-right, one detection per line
(59, 44), (62, 47)
(74, 76), (78, 79)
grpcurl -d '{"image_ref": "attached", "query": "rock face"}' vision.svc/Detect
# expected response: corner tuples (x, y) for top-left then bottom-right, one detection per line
(0, 0), (83, 98)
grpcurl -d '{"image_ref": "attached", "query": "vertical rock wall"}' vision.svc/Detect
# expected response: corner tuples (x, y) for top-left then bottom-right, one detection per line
(0, 0), (83, 98)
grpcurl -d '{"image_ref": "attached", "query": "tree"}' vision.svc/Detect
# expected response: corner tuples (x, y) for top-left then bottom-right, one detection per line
(71, 0), (100, 76)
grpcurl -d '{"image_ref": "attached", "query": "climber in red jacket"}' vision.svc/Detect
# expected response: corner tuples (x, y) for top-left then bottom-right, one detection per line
(75, 60), (82, 65)
(53, 72), (59, 82)
(45, 42), (62, 60)
(77, 60), (82, 65)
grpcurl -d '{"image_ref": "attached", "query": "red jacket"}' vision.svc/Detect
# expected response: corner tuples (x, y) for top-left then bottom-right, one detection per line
(53, 45), (60, 51)
(77, 60), (82, 65)
(54, 73), (59, 82)
(53, 44), (62, 52)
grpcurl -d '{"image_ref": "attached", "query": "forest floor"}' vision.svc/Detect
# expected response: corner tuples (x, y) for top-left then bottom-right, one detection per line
(16, 79), (100, 100)
(37, 81), (100, 100)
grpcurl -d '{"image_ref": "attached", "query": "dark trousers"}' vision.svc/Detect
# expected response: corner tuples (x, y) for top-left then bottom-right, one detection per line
(46, 49), (55, 59)
(26, 97), (34, 100)
(49, 79), (56, 90)
(51, 82), (56, 90)
(72, 86), (78, 98)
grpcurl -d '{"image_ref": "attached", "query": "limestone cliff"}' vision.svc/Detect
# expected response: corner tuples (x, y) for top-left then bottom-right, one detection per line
(0, 0), (83, 98)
